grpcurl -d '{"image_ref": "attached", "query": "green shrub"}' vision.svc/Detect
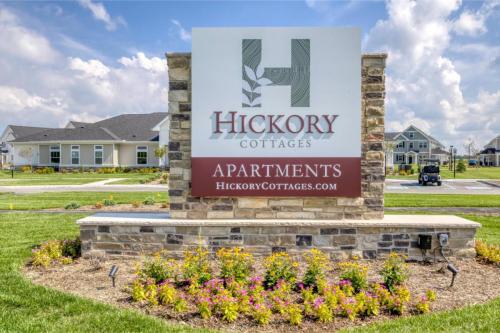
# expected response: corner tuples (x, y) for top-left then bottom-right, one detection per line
(303, 249), (330, 288)
(380, 252), (409, 292)
(20, 165), (32, 173)
(64, 202), (81, 210)
(61, 238), (81, 258)
(263, 252), (298, 288)
(456, 159), (467, 172)
(339, 260), (368, 293)
(476, 240), (500, 264)
(143, 197), (156, 205)
(31, 238), (80, 268)
(103, 199), (116, 206)
(217, 247), (254, 282)
(34, 167), (54, 174)
(140, 253), (177, 284)
(182, 248), (212, 284)
(96, 167), (116, 174)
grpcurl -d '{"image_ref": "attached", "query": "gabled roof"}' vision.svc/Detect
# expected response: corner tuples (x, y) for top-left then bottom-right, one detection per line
(65, 121), (92, 129)
(386, 125), (445, 148)
(480, 147), (500, 154)
(484, 135), (500, 148)
(384, 132), (400, 140)
(92, 113), (166, 141)
(10, 127), (118, 142)
(6, 125), (54, 139)
(9, 112), (167, 143)
(431, 147), (448, 155)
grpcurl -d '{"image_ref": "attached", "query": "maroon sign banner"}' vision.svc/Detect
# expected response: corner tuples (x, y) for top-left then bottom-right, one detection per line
(192, 158), (361, 197)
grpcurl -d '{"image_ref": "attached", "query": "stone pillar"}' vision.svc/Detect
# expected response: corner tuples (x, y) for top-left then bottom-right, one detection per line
(167, 53), (387, 220)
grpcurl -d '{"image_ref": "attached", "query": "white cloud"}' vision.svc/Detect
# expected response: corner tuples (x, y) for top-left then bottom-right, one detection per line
(364, 0), (500, 151)
(0, 8), (167, 132)
(69, 57), (110, 79)
(452, 0), (499, 36)
(0, 7), (59, 64)
(118, 52), (167, 74)
(453, 10), (487, 36)
(171, 19), (191, 41)
(0, 85), (66, 116)
(78, 0), (126, 31)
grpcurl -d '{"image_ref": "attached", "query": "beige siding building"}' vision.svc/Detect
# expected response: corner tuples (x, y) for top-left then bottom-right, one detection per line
(6, 113), (168, 169)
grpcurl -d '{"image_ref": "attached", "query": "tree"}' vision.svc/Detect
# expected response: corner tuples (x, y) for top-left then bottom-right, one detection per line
(383, 141), (395, 174)
(456, 159), (466, 173)
(154, 146), (168, 170)
(463, 139), (479, 160)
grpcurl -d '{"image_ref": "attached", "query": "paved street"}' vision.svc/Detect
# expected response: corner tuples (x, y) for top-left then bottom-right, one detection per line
(386, 179), (500, 195)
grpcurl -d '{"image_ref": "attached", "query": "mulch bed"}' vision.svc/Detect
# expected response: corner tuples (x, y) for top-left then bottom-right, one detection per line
(45, 203), (168, 212)
(24, 258), (500, 332)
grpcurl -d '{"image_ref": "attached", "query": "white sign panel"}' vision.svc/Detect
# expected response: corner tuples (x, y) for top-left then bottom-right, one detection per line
(191, 27), (361, 197)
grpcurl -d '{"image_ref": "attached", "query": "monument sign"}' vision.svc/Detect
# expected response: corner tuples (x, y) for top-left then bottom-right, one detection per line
(191, 28), (361, 197)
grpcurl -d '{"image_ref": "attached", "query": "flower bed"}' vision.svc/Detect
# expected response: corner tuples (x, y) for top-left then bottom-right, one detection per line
(126, 249), (438, 326)
(25, 245), (500, 332)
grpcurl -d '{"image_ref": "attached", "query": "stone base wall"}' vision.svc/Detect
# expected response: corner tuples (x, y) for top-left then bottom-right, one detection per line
(79, 217), (478, 260)
(167, 53), (387, 220)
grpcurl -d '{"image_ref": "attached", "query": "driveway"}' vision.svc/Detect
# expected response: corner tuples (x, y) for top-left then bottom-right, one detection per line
(0, 179), (168, 194)
(385, 179), (500, 195)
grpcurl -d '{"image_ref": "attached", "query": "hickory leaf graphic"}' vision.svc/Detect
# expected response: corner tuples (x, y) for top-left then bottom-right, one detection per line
(258, 77), (273, 86)
(242, 80), (252, 93)
(242, 93), (252, 105)
(256, 64), (264, 79)
(252, 96), (262, 106)
(244, 65), (257, 82)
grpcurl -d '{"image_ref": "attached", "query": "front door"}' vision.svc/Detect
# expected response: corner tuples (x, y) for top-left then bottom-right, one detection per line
(408, 155), (413, 164)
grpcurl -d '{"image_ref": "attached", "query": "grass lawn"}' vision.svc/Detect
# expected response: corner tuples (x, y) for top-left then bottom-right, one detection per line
(0, 192), (167, 210)
(0, 213), (210, 333)
(340, 298), (500, 333)
(0, 212), (498, 332)
(0, 170), (160, 186)
(385, 212), (500, 245)
(385, 194), (500, 207)
(386, 167), (500, 180)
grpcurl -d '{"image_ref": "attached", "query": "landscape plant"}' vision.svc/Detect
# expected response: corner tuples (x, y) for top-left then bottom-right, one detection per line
(31, 238), (80, 268)
(263, 251), (298, 288)
(339, 259), (368, 292)
(216, 247), (253, 282)
(380, 252), (409, 292)
(64, 202), (81, 210)
(142, 197), (156, 205)
(475, 240), (500, 265)
(303, 249), (330, 288)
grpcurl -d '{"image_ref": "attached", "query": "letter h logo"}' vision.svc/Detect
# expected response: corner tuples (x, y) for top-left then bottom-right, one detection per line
(242, 39), (310, 108)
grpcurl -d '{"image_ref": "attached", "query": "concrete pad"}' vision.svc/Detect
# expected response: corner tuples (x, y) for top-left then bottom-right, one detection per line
(77, 213), (481, 229)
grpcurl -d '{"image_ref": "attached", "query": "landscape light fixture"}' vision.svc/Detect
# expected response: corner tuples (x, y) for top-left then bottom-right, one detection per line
(108, 265), (119, 288)
(433, 233), (459, 288)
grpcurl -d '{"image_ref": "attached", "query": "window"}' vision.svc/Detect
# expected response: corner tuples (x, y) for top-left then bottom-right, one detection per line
(409, 142), (414, 149)
(50, 145), (60, 164)
(408, 132), (414, 138)
(137, 146), (148, 165)
(419, 142), (428, 149)
(396, 154), (404, 162)
(94, 145), (103, 165)
(397, 141), (405, 148)
(71, 145), (80, 165)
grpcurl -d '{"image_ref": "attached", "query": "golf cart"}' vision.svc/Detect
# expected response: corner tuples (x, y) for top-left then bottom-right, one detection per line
(418, 160), (442, 186)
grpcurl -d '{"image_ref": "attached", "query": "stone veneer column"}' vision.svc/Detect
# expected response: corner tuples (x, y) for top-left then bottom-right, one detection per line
(167, 53), (387, 220)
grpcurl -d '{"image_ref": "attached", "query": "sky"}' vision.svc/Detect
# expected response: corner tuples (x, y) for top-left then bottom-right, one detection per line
(0, 0), (498, 153)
